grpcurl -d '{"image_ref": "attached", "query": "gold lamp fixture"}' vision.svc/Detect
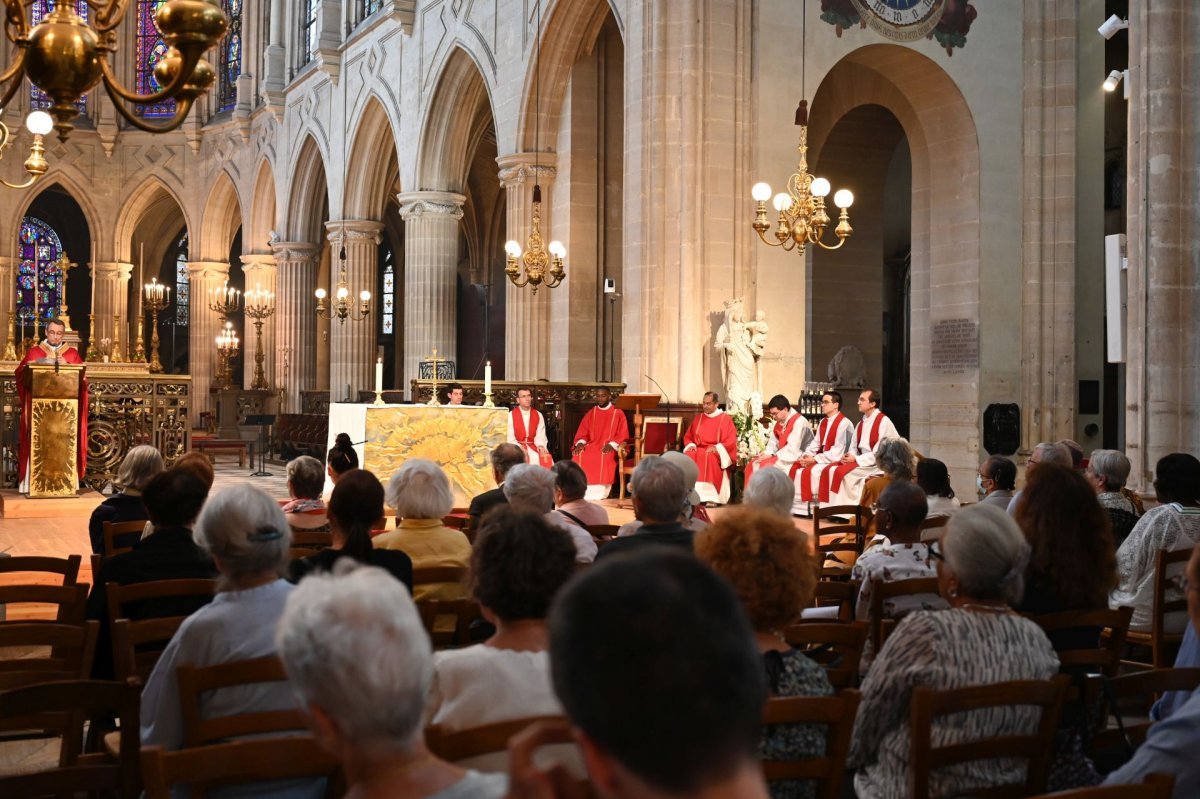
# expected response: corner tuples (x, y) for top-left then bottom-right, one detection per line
(751, 101), (854, 255)
(0, 110), (52, 188)
(0, 0), (228, 140)
(315, 248), (370, 324)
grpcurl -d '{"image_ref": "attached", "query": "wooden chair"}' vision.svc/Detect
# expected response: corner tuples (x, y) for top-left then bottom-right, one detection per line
(1032, 606), (1132, 678)
(909, 675), (1070, 799)
(442, 514), (469, 530)
(141, 737), (341, 799)
(412, 565), (469, 587)
(0, 582), (89, 624)
(918, 515), (949, 542)
(286, 514), (332, 533)
(618, 418), (681, 500)
(813, 504), (867, 544)
(782, 622), (868, 689)
(176, 655), (307, 747)
(106, 578), (218, 682)
(868, 577), (941, 655)
(761, 689), (861, 799)
(586, 523), (620, 546)
(0, 553), (81, 585)
(103, 519), (149, 556)
(1025, 774), (1174, 799)
(809, 580), (856, 621)
(288, 546), (322, 560)
(290, 529), (333, 549)
(426, 715), (566, 763)
(0, 620), (98, 690)
(418, 598), (483, 648)
(1121, 547), (1192, 669)
(1088, 667), (1200, 757)
(0, 679), (141, 798)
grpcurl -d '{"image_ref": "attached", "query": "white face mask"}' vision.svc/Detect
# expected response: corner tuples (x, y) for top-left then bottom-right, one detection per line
(976, 474), (986, 495)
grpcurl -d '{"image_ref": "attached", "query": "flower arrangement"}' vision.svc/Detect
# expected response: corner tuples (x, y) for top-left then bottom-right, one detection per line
(731, 395), (768, 464)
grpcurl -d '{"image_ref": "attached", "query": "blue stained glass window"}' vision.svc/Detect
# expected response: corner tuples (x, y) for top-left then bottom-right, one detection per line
(17, 217), (66, 324)
(175, 233), (189, 326)
(30, 1), (90, 113)
(135, 0), (178, 117)
(216, 0), (241, 113)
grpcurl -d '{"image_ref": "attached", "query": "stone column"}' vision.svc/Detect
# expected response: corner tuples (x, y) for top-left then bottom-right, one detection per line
(397, 192), (464, 393)
(187, 260), (231, 424)
(239, 253), (278, 391)
(271, 242), (320, 414)
(91, 262), (133, 348)
(497, 154), (555, 380)
(323, 220), (382, 400)
(1124, 0), (1200, 487)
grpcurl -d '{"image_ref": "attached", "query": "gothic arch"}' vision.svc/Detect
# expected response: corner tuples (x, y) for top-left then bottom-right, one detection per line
(286, 134), (331, 243)
(114, 177), (193, 263)
(10, 174), (102, 254)
(246, 158), (277, 254)
(198, 169), (243, 262)
(344, 94), (400, 219)
(415, 46), (495, 191)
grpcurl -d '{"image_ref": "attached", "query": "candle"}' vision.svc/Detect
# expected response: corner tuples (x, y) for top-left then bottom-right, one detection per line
(484, 360), (492, 394)
(89, 241), (95, 312)
(375, 357), (383, 397)
(32, 244), (38, 328)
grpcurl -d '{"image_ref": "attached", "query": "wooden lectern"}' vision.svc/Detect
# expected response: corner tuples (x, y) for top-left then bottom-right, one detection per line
(22, 362), (85, 498)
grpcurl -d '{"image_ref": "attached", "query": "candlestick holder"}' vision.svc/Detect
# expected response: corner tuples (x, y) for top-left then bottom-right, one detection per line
(208, 280), (241, 321)
(425, 348), (442, 407)
(84, 313), (101, 362)
(213, 322), (239, 389)
(56, 254), (76, 331)
(109, 314), (123, 362)
(244, 287), (275, 390)
(133, 316), (146, 363)
(2, 311), (16, 361)
(482, 392), (495, 408)
(143, 284), (171, 373)
(373, 388), (385, 406)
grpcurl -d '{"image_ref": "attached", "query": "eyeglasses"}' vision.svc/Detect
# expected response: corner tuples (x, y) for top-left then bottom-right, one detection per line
(927, 539), (945, 563)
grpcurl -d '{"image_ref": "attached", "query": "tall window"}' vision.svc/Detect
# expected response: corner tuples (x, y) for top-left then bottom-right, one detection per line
(299, 0), (319, 68)
(17, 217), (65, 324)
(30, 1), (89, 114)
(216, 0), (241, 112)
(173, 232), (189, 325)
(359, 0), (383, 22)
(379, 244), (395, 335)
(135, 0), (177, 117)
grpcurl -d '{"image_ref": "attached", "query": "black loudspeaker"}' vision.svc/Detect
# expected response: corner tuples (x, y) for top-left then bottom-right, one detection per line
(983, 404), (1020, 456)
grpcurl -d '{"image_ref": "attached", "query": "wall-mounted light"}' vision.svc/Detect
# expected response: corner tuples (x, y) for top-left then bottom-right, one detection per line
(1102, 70), (1123, 93)
(1098, 14), (1128, 40)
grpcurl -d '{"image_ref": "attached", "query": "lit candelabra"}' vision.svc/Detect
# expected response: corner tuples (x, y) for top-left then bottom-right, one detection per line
(315, 250), (370, 324)
(143, 278), (171, 373)
(208, 279), (241, 320)
(244, 286), (275, 390)
(213, 321), (239, 389)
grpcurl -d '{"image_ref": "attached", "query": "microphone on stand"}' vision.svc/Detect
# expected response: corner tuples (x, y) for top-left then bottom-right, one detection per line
(644, 375), (674, 451)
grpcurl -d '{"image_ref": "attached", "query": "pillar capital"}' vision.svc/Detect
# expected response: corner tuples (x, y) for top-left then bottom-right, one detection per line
(270, 242), (321, 263)
(93, 261), (134, 280)
(239, 252), (277, 269)
(496, 153), (558, 188)
(186, 260), (230, 282)
(325, 219), (384, 246)
(396, 191), (466, 221)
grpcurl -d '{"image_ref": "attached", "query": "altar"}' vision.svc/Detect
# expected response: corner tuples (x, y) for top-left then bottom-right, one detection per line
(325, 403), (509, 506)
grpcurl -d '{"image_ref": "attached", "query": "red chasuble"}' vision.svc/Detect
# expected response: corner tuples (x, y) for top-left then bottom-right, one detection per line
(683, 411), (737, 491)
(744, 411), (804, 485)
(829, 412), (888, 494)
(511, 408), (554, 468)
(15, 342), (88, 481)
(800, 412), (848, 503)
(571, 404), (630, 486)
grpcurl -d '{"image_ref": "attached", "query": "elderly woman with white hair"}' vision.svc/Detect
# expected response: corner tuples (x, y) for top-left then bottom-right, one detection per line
(88, 444), (164, 554)
(140, 485), (324, 798)
(1086, 448), (1140, 545)
(504, 463), (598, 563)
(374, 459), (471, 600)
(848, 505), (1060, 799)
(742, 467), (796, 518)
(277, 563), (507, 798)
(281, 455), (329, 531)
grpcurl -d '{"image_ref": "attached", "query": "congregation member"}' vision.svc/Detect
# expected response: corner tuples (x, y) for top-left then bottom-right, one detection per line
(86, 469), (216, 679)
(794, 389), (854, 512)
(326, 432), (359, 484)
(597, 457), (693, 561)
(1110, 453), (1200, 632)
(468, 443), (526, 524)
(375, 459), (471, 600)
(571, 387), (629, 500)
(742, 467), (796, 519)
(508, 387), (553, 467)
(445, 382), (465, 405)
(976, 455), (1018, 510)
(1059, 439), (1085, 470)
(551, 460), (610, 528)
(682, 391), (737, 504)
(425, 508), (577, 768)
(504, 463), (597, 563)
(289, 469), (413, 591)
(744, 394), (813, 488)
(1086, 449), (1140, 545)
(825, 389), (901, 509)
(696, 507), (834, 799)
(917, 458), (960, 518)
(1006, 441), (1073, 515)
(858, 438), (917, 539)
(138, 452), (217, 543)
(280, 455), (328, 531)
(848, 505), (1060, 798)
(506, 550), (771, 798)
(88, 444), (163, 554)
(141, 485), (324, 799)
(276, 564), (507, 799)
(616, 450), (710, 538)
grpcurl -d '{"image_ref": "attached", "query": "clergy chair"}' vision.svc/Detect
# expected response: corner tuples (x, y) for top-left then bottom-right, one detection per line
(761, 690), (861, 799)
(782, 622), (868, 689)
(909, 675), (1069, 799)
(868, 577), (942, 656)
(103, 520), (148, 557)
(176, 655), (306, 747)
(1088, 667), (1200, 760)
(617, 418), (681, 501)
(1026, 774), (1174, 799)
(1119, 547), (1191, 669)
(141, 737), (342, 799)
(0, 553), (82, 585)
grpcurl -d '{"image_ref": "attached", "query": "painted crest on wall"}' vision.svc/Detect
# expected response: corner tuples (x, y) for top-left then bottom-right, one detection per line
(820, 0), (978, 56)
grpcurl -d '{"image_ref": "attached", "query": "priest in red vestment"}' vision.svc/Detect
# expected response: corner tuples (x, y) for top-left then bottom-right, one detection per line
(508, 387), (554, 468)
(827, 388), (901, 507)
(795, 390), (855, 509)
(683, 391), (737, 504)
(743, 394), (814, 487)
(571, 387), (630, 500)
(15, 317), (88, 492)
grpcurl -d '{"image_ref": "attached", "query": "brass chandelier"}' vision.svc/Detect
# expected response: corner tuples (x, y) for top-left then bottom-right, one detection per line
(315, 248), (371, 324)
(0, 0), (229, 140)
(0, 110), (52, 188)
(751, 100), (854, 255)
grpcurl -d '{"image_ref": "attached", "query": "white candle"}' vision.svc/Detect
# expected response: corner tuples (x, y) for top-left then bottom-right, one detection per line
(375, 357), (383, 396)
(484, 360), (492, 394)
(90, 242), (95, 312)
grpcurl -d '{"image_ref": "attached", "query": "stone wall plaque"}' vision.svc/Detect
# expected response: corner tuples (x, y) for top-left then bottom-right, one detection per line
(931, 318), (979, 373)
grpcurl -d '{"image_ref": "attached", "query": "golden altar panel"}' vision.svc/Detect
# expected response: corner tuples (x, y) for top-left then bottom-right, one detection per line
(26, 363), (85, 498)
(363, 406), (508, 507)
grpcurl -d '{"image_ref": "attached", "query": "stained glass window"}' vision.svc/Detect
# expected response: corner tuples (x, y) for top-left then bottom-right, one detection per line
(381, 251), (394, 335)
(174, 233), (189, 325)
(299, 0), (319, 67)
(30, 1), (90, 113)
(17, 217), (65, 326)
(359, 0), (383, 21)
(135, 0), (177, 118)
(216, 0), (241, 113)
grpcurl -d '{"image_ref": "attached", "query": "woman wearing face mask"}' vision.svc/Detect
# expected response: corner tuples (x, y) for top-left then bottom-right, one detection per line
(976, 455), (1017, 510)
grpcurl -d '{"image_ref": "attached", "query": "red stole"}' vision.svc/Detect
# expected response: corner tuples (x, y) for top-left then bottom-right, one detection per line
(512, 408), (553, 468)
(800, 413), (848, 502)
(829, 412), (888, 494)
(746, 412), (803, 486)
(818, 413), (846, 453)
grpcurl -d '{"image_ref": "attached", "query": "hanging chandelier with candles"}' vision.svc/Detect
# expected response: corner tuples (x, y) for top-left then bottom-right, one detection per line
(750, 100), (854, 255)
(0, 0), (228, 141)
(503, 0), (566, 293)
(315, 248), (370, 324)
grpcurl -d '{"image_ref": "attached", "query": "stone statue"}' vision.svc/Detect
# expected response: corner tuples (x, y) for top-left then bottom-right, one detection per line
(715, 299), (767, 416)
(827, 344), (867, 389)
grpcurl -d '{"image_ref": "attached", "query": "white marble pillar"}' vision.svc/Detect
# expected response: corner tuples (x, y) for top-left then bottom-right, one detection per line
(272, 242), (320, 414)
(324, 221), (382, 400)
(187, 260), (231, 423)
(397, 192), (464, 393)
(92, 261), (133, 347)
(497, 154), (555, 381)
(239, 253), (278, 391)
